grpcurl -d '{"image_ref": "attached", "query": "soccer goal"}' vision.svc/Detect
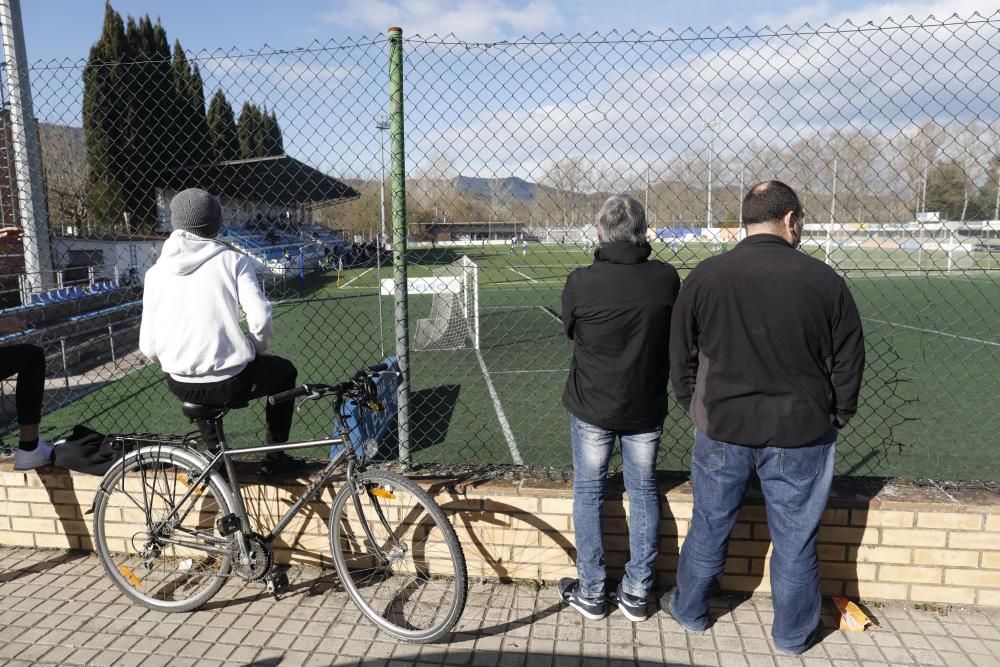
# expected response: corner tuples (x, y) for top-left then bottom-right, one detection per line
(412, 255), (480, 351)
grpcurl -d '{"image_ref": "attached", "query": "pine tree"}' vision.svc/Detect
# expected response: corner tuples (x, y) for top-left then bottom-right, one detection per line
(207, 90), (239, 161)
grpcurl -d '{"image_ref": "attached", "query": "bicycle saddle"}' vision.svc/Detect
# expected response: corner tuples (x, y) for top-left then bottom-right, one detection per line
(180, 400), (249, 421)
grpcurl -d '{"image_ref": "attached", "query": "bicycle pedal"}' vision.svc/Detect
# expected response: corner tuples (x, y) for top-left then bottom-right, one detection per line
(265, 571), (289, 597)
(216, 514), (241, 536)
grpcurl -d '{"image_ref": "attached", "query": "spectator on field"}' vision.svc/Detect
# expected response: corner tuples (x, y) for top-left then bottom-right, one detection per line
(0, 227), (51, 470)
(140, 189), (300, 474)
(666, 181), (865, 654)
(558, 195), (681, 622)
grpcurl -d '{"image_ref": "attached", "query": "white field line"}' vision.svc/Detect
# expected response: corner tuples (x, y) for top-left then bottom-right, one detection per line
(508, 267), (538, 283)
(863, 317), (1000, 347)
(339, 267), (374, 288)
(538, 306), (562, 324)
(474, 349), (524, 465)
(490, 368), (569, 374)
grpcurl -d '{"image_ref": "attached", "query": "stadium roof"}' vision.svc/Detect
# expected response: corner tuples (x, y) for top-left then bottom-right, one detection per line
(161, 155), (359, 206)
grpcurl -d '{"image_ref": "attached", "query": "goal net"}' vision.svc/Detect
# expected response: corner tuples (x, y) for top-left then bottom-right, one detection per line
(413, 256), (479, 351)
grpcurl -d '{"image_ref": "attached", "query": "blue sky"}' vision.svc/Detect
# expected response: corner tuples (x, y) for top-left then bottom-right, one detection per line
(17, 0), (1000, 193)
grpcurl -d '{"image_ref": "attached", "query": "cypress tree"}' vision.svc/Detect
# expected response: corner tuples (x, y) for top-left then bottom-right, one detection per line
(238, 102), (259, 159)
(268, 111), (284, 156)
(83, 3), (129, 231)
(207, 90), (239, 161)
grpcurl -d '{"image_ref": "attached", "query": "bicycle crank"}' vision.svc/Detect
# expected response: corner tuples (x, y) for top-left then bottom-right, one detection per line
(232, 533), (273, 582)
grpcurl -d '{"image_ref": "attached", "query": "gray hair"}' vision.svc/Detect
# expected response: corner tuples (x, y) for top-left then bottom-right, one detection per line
(596, 194), (647, 245)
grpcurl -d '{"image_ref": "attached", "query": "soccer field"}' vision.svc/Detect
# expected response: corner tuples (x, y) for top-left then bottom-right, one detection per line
(43, 243), (1000, 482)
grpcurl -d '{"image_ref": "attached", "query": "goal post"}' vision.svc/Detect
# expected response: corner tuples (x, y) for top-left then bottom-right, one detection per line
(383, 255), (479, 351)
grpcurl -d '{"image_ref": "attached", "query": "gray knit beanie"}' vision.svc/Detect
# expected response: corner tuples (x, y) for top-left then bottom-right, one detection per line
(170, 188), (222, 238)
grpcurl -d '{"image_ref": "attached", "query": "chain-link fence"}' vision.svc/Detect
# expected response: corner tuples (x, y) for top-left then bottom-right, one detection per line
(1, 9), (998, 482)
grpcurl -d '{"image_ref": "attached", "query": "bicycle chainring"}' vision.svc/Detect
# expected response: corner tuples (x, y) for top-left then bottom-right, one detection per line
(232, 533), (273, 582)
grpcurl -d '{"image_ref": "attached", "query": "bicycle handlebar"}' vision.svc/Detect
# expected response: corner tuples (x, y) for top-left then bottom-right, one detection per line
(267, 385), (312, 405)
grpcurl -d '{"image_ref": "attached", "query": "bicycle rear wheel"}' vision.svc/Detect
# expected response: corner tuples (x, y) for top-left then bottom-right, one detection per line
(329, 469), (467, 643)
(93, 448), (234, 612)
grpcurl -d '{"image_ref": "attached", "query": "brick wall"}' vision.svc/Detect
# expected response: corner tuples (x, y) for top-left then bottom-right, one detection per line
(1, 462), (997, 607)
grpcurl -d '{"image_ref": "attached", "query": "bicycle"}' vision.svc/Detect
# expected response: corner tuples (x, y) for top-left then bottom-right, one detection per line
(90, 363), (468, 643)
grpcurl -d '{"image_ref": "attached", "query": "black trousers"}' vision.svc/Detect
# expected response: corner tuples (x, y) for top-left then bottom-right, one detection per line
(167, 355), (298, 445)
(0, 344), (45, 425)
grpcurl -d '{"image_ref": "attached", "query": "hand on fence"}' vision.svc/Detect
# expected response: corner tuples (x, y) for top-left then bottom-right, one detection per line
(0, 226), (23, 244)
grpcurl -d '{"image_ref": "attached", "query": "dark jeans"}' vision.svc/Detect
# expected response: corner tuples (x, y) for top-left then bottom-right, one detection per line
(0, 344), (45, 425)
(670, 429), (836, 654)
(167, 355), (298, 445)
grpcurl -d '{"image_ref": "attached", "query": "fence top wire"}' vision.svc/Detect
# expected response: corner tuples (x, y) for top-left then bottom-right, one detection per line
(401, 11), (1000, 47)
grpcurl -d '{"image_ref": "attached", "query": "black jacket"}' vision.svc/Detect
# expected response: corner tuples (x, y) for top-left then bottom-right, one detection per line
(669, 233), (865, 448)
(562, 242), (681, 431)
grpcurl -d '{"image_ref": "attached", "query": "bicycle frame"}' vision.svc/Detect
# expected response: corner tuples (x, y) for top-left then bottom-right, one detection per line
(117, 404), (399, 570)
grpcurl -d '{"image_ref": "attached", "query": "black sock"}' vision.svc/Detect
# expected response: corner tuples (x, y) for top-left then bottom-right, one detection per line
(18, 438), (38, 451)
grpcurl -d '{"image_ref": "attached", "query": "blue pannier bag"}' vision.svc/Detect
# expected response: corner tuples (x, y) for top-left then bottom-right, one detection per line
(330, 356), (399, 461)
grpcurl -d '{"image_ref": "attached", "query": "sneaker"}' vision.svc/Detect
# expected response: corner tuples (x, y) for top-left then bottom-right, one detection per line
(610, 583), (650, 622)
(14, 438), (53, 471)
(557, 577), (607, 620)
(659, 587), (708, 634)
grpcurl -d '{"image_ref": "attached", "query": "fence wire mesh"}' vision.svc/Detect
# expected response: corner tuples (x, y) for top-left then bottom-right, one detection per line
(1, 11), (998, 482)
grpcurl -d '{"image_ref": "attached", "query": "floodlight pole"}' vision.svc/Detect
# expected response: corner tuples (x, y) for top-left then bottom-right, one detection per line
(704, 119), (722, 235)
(826, 158), (837, 265)
(0, 0), (54, 300)
(375, 116), (389, 245)
(388, 26), (411, 469)
(994, 166), (999, 222)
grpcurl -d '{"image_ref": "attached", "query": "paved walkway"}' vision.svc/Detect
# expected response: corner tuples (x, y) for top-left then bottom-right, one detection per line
(0, 547), (996, 666)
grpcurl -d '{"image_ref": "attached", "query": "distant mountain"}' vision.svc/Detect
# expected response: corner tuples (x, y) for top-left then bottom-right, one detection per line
(452, 175), (543, 203)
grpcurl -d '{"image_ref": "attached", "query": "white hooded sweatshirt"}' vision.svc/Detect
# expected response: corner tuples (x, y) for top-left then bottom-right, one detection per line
(139, 230), (272, 383)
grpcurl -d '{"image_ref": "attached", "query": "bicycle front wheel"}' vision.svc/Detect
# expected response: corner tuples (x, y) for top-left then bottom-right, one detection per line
(93, 448), (234, 612)
(329, 469), (467, 643)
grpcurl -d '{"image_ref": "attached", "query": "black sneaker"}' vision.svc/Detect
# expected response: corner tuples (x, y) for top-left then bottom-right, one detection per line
(557, 577), (607, 620)
(610, 583), (650, 622)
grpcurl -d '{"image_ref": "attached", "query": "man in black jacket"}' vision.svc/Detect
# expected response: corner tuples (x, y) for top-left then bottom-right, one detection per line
(666, 181), (865, 654)
(558, 194), (680, 622)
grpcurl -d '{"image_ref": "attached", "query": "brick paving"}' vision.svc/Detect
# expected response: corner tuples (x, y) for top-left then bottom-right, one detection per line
(0, 547), (996, 666)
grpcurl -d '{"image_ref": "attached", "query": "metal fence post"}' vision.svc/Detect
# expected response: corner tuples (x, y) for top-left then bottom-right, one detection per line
(388, 26), (412, 468)
(0, 0), (54, 300)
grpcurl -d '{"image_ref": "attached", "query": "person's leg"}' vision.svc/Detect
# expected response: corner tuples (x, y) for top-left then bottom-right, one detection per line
(569, 415), (615, 602)
(756, 434), (836, 654)
(234, 355), (298, 443)
(0, 344), (46, 446)
(619, 425), (662, 601)
(11, 345), (45, 446)
(669, 430), (754, 632)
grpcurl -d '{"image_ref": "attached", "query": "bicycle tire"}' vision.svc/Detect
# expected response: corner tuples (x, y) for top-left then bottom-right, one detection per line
(93, 447), (235, 612)
(329, 469), (467, 643)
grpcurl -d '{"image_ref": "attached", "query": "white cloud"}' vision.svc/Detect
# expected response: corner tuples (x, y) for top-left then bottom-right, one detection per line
(322, 0), (560, 40)
(407, 8), (1000, 188)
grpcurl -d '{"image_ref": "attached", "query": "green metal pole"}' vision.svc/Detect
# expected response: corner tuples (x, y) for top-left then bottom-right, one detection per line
(388, 26), (411, 468)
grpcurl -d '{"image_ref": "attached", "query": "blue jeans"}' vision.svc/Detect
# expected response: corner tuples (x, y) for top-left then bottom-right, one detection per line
(571, 415), (661, 601)
(671, 429), (836, 654)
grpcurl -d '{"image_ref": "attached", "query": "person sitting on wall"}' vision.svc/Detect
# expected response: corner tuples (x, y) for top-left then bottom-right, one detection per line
(0, 227), (52, 469)
(139, 189), (300, 474)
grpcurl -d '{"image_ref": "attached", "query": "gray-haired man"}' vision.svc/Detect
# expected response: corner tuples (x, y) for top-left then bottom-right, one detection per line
(558, 194), (680, 621)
